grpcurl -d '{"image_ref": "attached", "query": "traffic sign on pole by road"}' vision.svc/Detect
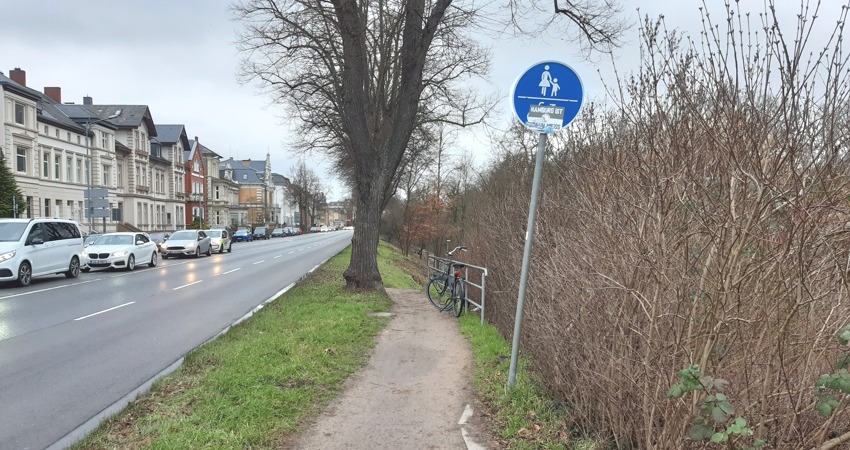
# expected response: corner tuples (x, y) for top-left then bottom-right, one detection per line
(511, 61), (583, 133)
(507, 60), (584, 389)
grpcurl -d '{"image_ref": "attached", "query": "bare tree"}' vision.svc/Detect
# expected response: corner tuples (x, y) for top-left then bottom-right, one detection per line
(232, 0), (623, 291)
(286, 160), (321, 232)
(505, 0), (628, 53)
(233, 0), (492, 291)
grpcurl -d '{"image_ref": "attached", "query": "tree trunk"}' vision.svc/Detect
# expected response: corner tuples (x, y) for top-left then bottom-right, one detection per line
(343, 181), (384, 292)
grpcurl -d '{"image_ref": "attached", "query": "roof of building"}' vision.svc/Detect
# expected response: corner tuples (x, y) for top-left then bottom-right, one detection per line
(271, 173), (290, 186)
(155, 125), (186, 144)
(0, 72), (104, 134)
(79, 105), (157, 136)
(220, 159), (264, 184)
(0, 72), (42, 102)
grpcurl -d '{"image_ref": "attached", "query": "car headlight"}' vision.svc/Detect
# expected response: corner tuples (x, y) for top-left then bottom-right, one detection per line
(0, 251), (16, 262)
(185, 242), (196, 249)
(113, 251), (128, 257)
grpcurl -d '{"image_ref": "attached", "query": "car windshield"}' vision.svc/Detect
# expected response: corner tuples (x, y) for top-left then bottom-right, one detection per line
(206, 230), (221, 238)
(95, 234), (134, 246)
(0, 222), (28, 242)
(169, 231), (197, 240)
(235, 230), (247, 235)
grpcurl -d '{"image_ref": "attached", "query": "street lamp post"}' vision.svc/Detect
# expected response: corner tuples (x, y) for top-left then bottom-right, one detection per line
(83, 112), (119, 234)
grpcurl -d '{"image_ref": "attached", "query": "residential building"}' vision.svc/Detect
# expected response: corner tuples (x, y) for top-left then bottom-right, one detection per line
(219, 155), (276, 228)
(272, 172), (298, 226)
(183, 137), (206, 227)
(194, 139), (240, 228)
(1, 68), (117, 233)
(150, 125), (189, 230)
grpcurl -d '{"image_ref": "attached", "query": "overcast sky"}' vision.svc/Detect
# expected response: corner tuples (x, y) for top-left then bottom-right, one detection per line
(1, 1), (837, 201)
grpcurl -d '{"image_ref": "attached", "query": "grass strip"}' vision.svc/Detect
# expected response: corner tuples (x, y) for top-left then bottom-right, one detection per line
(76, 242), (417, 449)
(458, 313), (605, 450)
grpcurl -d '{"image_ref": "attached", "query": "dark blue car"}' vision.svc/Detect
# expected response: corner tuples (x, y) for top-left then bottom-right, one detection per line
(233, 229), (253, 242)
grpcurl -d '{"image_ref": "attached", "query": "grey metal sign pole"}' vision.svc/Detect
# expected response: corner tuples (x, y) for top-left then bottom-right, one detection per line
(507, 132), (547, 388)
(507, 60), (583, 389)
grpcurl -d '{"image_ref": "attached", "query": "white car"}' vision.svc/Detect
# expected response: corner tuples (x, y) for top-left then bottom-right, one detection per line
(81, 232), (159, 272)
(160, 230), (212, 259)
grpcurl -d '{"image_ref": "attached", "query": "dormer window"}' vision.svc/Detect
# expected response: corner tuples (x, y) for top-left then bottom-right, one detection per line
(242, 174), (248, 180)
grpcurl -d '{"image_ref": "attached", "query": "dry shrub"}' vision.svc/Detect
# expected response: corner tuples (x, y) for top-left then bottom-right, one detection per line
(464, 3), (850, 448)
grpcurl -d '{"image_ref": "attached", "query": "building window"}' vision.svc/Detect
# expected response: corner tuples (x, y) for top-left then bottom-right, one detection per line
(117, 163), (123, 188)
(134, 131), (139, 149)
(66, 132), (71, 141)
(16, 146), (27, 173)
(77, 135), (81, 145)
(54, 155), (60, 179)
(76, 158), (82, 183)
(102, 165), (111, 186)
(44, 125), (49, 134)
(14, 103), (25, 125)
(101, 131), (107, 149)
(66, 157), (72, 181)
(85, 159), (90, 185)
(55, 128), (59, 138)
(43, 152), (49, 178)
(214, 185), (220, 200)
(55, 199), (62, 218)
(141, 132), (147, 151)
(44, 198), (50, 217)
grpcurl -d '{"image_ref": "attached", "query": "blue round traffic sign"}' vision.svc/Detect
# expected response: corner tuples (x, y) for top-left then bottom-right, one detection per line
(510, 61), (583, 133)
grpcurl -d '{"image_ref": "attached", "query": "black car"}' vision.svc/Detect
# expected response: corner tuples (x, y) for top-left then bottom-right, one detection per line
(253, 226), (270, 240)
(270, 228), (286, 238)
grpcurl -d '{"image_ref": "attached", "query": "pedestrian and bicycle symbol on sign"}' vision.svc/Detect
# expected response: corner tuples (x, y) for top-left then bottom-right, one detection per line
(511, 61), (583, 133)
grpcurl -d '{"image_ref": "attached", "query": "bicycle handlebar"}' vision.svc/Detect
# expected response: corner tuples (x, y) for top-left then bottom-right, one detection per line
(446, 245), (468, 257)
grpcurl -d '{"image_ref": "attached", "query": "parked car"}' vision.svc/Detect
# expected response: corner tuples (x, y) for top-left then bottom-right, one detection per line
(205, 229), (232, 253)
(147, 231), (171, 253)
(253, 226), (270, 240)
(0, 218), (84, 286)
(270, 228), (286, 238)
(81, 232), (158, 272)
(233, 229), (253, 242)
(84, 233), (101, 247)
(160, 230), (212, 258)
(286, 226), (303, 236)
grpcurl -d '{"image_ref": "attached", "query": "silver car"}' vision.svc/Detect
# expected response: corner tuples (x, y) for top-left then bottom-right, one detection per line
(160, 230), (212, 259)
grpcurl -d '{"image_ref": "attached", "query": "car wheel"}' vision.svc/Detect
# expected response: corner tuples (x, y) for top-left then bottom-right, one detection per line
(205, 245), (212, 256)
(194, 247), (200, 258)
(227, 242), (232, 253)
(127, 255), (136, 271)
(218, 244), (224, 254)
(17, 261), (32, 287)
(149, 251), (158, 267)
(65, 256), (81, 279)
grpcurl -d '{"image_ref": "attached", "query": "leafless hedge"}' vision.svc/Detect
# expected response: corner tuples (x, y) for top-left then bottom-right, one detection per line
(465, 3), (850, 448)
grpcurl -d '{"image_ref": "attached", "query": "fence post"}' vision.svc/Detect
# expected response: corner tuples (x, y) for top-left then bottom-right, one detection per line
(480, 269), (487, 325)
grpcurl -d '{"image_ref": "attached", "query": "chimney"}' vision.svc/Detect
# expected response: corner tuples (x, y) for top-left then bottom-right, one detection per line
(83, 96), (93, 105)
(44, 87), (61, 103)
(9, 68), (26, 86)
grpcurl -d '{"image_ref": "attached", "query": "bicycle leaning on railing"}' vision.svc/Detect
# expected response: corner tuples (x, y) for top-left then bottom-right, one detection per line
(426, 245), (468, 317)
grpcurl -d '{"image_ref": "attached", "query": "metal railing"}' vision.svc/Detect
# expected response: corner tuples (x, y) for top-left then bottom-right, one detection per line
(425, 252), (488, 325)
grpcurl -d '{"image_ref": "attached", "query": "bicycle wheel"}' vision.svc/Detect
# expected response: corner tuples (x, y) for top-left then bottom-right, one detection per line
(427, 276), (451, 311)
(453, 279), (466, 317)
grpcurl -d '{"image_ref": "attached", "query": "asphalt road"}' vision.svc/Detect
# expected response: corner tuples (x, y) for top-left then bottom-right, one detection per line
(0, 230), (352, 450)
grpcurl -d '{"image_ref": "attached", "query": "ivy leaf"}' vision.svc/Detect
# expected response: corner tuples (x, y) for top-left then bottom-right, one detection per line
(710, 432), (728, 443)
(838, 326), (850, 345)
(667, 385), (684, 398)
(688, 424), (714, 441)
(711, 406), (730, 423)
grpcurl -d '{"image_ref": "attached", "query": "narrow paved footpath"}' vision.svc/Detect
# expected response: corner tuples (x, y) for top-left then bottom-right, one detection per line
(289, 288), (493, 449)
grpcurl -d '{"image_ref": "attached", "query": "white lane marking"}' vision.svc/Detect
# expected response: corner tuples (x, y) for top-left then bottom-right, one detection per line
(173, 280), (203, 290)
(253, 260), (265, 265)
(458, 404), (474, 424)
(74, 302), (135, 321)
(0, 279), (100, 300)
(222, 268), (241, 275)
(273, 255), (282, 259)
(461, 428), (487, 450)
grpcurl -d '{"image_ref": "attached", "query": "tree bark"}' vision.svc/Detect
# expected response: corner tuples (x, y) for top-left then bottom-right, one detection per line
(343, 179), (384, 291)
